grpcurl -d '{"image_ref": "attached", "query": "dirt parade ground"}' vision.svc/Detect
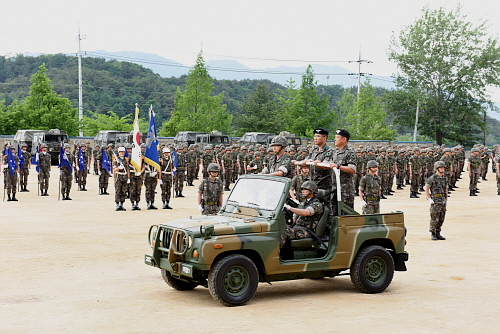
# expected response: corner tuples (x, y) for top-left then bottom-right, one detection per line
(1, 168), (499, 333)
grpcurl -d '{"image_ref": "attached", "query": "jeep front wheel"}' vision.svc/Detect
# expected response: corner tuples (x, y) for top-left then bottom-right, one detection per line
(208, 254), (259, 306)
(350, 245), (394, 293)
(161, 269), (197, 290)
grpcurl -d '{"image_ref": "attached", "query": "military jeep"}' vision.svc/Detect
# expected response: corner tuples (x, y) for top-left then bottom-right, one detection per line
(145, 172), (408, 306)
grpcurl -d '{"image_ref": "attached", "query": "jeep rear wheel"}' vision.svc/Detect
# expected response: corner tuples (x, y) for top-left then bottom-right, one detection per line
(208, 254), (259, 306)
(350, 245), (394, 294)
(161, 269), (197, 291)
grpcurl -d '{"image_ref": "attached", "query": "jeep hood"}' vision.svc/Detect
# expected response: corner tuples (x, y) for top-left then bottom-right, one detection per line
(159, 215), (271, 235)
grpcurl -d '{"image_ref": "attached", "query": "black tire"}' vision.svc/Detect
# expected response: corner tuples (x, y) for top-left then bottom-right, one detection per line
(208, 254), (259, 306)
(161, 269), (197, 291)
(350, 245), (394, 294)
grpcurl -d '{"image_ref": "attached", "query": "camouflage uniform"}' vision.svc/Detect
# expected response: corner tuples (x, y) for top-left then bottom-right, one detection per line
(201, 151), (215, 178)
(409, 153), (422, 197)
(425, 173), (448, 234)
(78, 148), (89, 190)
(480, 150), (489, 180)
(143, 164), (158, 208)
(247, 156), (263, 174)
(290, 173), (310, 202)
(198, 177), (223, 215)
(129, 158), (143, 209)
(39, 151), (51, 194)
(306, 145), (333, 191)
(60, 151), (74, 199)
(174, 150), (186, 196)
(97, 149), (112, 194)
(468, 154), (481, 193)
(221, 151), (233, 190)
(93, 147), (100, 175)
(325, 145), (357, 215)
(185, 150), (197, 186)
(113, 155), (129, 205)
(160, 155), (173, 208)
(3, 153), (19, 198)
(359, 173), (380, 214)
(280, 197), (324, 247)
(262, 153), (293, 178)
(376, 153), (390, 195)
(20, 149), (31, 191)
(495, 150), (500, 195)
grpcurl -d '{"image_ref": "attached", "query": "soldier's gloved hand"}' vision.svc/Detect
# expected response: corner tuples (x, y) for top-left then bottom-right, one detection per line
(17, 172), (20, 178)
(151, 172), (157, 177)
(159, 179), (163, 185)
(173, 168), (177, 172)
(98, 171), (101, 176)
(198, 204), (203, 212)
(361, 200), (367, 207)
(127, 179), (130, 184)
(284, 204), (292, 210)
(135, 172), (141, 177)
(427, 198), (434, 204)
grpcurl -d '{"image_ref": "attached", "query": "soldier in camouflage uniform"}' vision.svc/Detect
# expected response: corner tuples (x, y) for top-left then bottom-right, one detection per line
(221, 148), (233, 191)
(201, 145), (215, 178)
(440, 148), (454, 193)
(19, 143), (31, 192)
(281, 181), (324, 248)
(261, 136), (293, 178)
(354, 149), (363, 196)
(494, 147), (500, 195)
(193, 144), (201, 179)
(97, 145), (112, 195)
(93, 145), (100, 175)
(231, 144), (240, 182)
(59, 143), (74, 200)
(198, 163), (224, 215)
(359, 160), (381, 214)
(159, 147), (173, 209)
(387, 148), (397, 194)
(467, 148), (481, 196)
(289, 165), (310, 203)
(129, 149), (145, 211)
(247, 152), (263, 174)
(72, 142), (80, 185)
(424, 161), (448, 240)
(299, 128), (333, 191)
(144, 159), (159, 210)
(479, 146), (489, 181)
(238, 146), (249, 176)
(186, 145), (197, 187)
(174, 145), (186, 197)
(78, 145), (89, 191)
(3, 146), (20, 201)
(395, 149), (406, 190)
(113, 147), (130, 211)
(376, 147), (389, 198)
(409, 148), (422, 198)
(38, 144), (52, 196)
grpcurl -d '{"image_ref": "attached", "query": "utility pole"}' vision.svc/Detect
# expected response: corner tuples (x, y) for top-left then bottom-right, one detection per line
(348, 47), (372, 97)
(413, 99), (420, 142)
(77, 25), (85, 137)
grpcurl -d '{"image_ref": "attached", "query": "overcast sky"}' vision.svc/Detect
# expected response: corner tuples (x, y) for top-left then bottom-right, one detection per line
(1, 0), (499, 99)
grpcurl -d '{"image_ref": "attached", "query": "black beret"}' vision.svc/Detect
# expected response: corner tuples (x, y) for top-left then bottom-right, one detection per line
(314, 128), (329, 136)
(336, 129), (350, 139)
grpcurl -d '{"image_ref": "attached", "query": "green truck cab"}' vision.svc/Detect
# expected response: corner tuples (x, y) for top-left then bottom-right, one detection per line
(145, 173), (408, 306)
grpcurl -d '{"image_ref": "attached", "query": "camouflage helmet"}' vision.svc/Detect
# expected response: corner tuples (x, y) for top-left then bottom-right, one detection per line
(64, 143), (71, 149)
(267, 147), (274, 152)
(434, 161), (446, 169)
(188, 144), (194, 150)
(140, 143), (146, 148)
(205, 144), (213, 150)
(240, 145), (247, 150)
(270, 135), (288, 147)
(21, 142), (28, 148)
(248, 145), (255, 151)
(207, 163), (220, 173)
(254, 152), (261, 157)
(193, 144), (199, 148)
(398, 149), (405, 154)
(443, 148), (450, 152)
(366, 160), (379, 168)
(471, 148), (479, 153)
(301, 180), (318, 194)
(108, 143), (114, 148)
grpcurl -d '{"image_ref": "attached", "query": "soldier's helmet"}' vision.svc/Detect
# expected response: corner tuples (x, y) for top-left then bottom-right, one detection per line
(193, 144), (199, 148)
(140, 143), (146, 149)
(240, 145), (247, 150)
(254, 152), (261, 157)
(207, 163), (220, 173)
(162, 147), (170, 153)
(205, 144), (213, 150)
(471, 148), (479, 153)
(248, 145), (255, 151)
(398, 149), (405, 154)
(443, 148), (450, 152)
(367, 160), (379, 168)
(434, 161), (446, 169)
(387, 148), (394, 153)
(21, 142), (28, 148)
(188, 144), (194, 150)
(267, 147), (274, 152)
(301, 180), (318, 194)
(270, 135), (288, 147)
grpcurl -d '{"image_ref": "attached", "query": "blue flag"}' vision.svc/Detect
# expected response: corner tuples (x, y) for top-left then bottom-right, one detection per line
(7, 147), (16, 176)
(58, 147), (73, 173)
(78, 147), (85, 171)
(144, 106), (160, 171)
(101, 148), (111, 173)
(172, 148), (178, 176)
(32, 145), (40, 173)
(17, 144), (25, 170)
(124, 148), (129, 158)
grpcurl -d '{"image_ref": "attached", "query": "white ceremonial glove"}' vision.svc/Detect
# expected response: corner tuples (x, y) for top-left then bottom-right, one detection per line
(445, 199), (448, 207)
(49, 171), (51, 176)
(284, 204), (291, 210)
(173, 168), (177, 172)
(2, 164), (7, 169)
(135, 172), (141, 177)
(150, 172), (157, 177)
(427, 198), (434, 204)
(17, 172), (20, 178)
(198, 204), (203, 212)
(361, 200), (367, 207)
(98, 171), (102, 176)
(159, 179), (163, 185)
(127, 179), (131, 184)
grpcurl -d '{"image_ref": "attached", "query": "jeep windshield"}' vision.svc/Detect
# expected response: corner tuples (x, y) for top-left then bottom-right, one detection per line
(226, 177), (286, 211)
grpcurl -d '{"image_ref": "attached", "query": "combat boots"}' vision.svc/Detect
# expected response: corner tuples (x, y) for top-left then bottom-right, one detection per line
(431, 232), (438, 240)
(162, 201), (173, 209)
(116, 203), (121, 211)
(470, 190), (477, 196)
(7, 194), (11, 201)
(381, 194), (387, 199)
(224, 186), (230, 191)
(410, 192), (419, 198)
(120, 202), (126, 211)
(177, 193), (185, 198)
(397, 185), (403, 190)
(436, 232), (446, 240)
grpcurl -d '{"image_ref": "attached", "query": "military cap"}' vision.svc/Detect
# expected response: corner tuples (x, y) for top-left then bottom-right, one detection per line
(95, 144), (100, 148)
(368, 148), (374, 152)
(193, 144), (199, 148)
(313, 128), (329, 136)
(398, 149), (405, 154)
(387, 148), (394, 153)
(248, 145), (255, 151)
(301, 180), (318, 193)
(355, 148), (361, 153)
(380, 147), (387, 152)
(241, 145), (247, 150)
(335, 129), (350, 139)
(434, 161), (445, 169)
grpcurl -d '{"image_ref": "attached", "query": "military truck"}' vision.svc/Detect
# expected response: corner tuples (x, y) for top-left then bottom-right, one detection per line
(94, 130), (129, 148)
(194, 131), (230, 150)
(174, 131), (206, 146)
(31, 129), (69, 164)
(145, 171), (408, 306)
(239, 132), (275, 146)
(268, 131), (303, 147)
(13, 129), (42, 153)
